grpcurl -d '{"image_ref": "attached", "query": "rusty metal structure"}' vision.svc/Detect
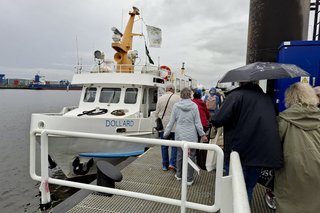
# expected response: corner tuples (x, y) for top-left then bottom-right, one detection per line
(246, 0), (310, 64)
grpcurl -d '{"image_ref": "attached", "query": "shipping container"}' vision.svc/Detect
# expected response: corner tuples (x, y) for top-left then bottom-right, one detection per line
(274, 40), (320, 112)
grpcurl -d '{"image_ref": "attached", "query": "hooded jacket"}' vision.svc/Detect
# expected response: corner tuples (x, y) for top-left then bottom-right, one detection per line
(164, 99), (205, 142)
(275, 104), (320, 213)
(211, 83), (283, 167)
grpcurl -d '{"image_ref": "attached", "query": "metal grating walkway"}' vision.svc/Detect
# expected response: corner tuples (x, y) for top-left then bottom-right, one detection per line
(57, 146), (275, 213)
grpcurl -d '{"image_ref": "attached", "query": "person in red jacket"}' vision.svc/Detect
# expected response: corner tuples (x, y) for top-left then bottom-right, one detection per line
(192, 89), (210, 170)
(192, 89), (210, 133)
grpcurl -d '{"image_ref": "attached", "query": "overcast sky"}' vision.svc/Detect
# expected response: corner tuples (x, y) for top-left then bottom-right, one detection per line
(0, 0), (252, 88)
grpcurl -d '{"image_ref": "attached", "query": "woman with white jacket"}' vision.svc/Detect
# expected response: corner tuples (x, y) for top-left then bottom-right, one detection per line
(164, 87), (207, 185)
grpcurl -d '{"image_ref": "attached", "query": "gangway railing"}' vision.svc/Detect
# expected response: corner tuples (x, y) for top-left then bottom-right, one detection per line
(30, 129), (250, 213)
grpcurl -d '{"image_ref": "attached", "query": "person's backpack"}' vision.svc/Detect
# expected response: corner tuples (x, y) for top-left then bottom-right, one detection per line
(206, 95), (218, 111)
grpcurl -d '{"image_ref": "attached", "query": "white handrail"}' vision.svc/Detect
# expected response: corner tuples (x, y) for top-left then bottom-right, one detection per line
(29, 128), (249, 213)
(230, 152), (251, 213)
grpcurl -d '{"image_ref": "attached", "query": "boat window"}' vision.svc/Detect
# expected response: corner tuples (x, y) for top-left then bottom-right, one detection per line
(99, 88), (121, 103)
(124, 88), (138, 104)
(176, 79), (181, 93)
(153, 78), (164, 84)
(83, 87), (97, 102)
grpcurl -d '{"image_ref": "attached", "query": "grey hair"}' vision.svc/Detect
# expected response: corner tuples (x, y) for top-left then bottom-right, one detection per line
(180, 87), (192, 99)
(285, 82), (319, 108)
(165, 83), (175, 92)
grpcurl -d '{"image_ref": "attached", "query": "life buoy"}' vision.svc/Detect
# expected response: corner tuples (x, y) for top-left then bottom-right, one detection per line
(160, 65), (171, 80)
(160, 65), (171, 71)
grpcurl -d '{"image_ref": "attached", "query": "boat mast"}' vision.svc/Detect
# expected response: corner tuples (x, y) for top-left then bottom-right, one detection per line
(112, 7), (142, 73)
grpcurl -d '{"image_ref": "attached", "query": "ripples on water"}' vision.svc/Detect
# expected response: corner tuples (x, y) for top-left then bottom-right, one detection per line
(0, 89), (83, 212)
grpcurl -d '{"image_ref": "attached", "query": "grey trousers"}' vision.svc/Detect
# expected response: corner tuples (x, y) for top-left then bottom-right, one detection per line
(176, 147), (196, 182)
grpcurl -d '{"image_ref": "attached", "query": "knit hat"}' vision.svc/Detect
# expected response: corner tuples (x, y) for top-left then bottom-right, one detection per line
(209, 87), (216, 94)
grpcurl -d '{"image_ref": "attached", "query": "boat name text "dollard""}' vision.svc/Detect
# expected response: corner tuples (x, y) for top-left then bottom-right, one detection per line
(106, 120), (134, 127)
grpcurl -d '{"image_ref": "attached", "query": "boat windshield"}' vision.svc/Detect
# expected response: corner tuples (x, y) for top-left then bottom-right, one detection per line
(83, 87), (97, 102)
(124, 88), (138, 104)
(99, 88), (121, 103)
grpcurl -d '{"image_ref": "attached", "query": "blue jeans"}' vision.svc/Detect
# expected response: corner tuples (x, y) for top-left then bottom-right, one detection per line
(242, 166), (261, 203)
(224, 161), (261, 203)
(159, 132), (177, 168)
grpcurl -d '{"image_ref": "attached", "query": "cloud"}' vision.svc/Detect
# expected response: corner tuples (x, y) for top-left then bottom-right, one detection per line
(0, 0), (250, 88)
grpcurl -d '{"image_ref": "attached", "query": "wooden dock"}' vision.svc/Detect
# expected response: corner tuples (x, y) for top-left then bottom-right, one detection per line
(53, 146), (275, 213)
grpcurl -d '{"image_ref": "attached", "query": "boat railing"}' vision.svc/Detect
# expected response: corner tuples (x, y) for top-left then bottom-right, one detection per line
(74, 63), (160, 75)
(30, 129), (250, 213)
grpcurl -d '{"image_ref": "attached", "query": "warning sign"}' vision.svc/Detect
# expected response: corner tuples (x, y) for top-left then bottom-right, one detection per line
(300, 77), (310, 84)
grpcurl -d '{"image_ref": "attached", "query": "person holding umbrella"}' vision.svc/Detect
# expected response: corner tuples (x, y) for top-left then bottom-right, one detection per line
(212, 61), (310, 203)
(210, 80), (283, 203)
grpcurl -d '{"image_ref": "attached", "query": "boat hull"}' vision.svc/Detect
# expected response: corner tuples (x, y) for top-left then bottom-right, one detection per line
(37, 134), (155, 178)
(31, 113), (157, 178)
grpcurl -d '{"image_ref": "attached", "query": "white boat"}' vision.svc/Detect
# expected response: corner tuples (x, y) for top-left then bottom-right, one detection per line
(30, 7), (197, 178)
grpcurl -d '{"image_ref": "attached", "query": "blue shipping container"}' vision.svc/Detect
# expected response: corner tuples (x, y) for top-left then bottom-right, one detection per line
(275, 40), (320, 112)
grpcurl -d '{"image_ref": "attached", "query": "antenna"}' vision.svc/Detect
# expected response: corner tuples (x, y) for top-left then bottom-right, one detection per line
(76, 36), (79, 65)
(76, 36), (80, 73)
(121, 8), (124, 32)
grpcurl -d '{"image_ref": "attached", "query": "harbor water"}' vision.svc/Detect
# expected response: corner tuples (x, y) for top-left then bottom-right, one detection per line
(0, 89), (81, 213)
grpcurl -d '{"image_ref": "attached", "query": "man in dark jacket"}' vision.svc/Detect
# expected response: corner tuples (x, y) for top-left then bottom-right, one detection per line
(211, 81), (283, 202)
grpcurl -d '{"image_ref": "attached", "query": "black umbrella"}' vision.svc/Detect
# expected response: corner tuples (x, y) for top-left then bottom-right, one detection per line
(219, 62), (310, 83)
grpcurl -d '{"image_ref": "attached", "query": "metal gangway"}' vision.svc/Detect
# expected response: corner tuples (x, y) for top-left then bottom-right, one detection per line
(30, 129), (250, 213)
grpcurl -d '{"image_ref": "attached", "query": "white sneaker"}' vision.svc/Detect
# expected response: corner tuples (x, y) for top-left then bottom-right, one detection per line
(187, 181), (193, 186)
(175, 174), (181, 181)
